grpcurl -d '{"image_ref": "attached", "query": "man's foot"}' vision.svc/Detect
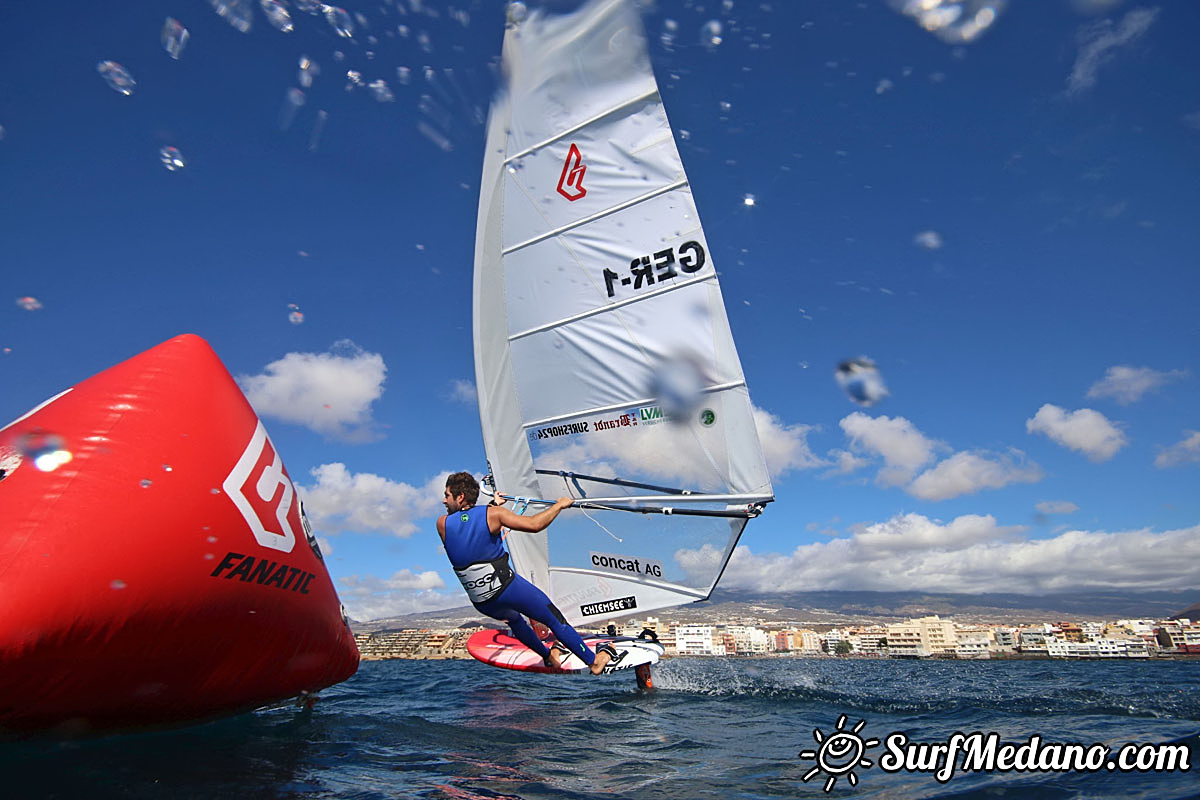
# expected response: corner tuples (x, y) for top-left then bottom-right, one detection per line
(543, 643), (569, 670)
(589, 642), (619, 675)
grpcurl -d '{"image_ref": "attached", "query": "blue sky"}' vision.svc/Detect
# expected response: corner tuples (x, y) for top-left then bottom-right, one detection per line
(2, 0), (1198, 621)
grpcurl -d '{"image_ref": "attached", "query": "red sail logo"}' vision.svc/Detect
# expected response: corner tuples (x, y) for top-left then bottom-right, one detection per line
(556, 143), (588, 201)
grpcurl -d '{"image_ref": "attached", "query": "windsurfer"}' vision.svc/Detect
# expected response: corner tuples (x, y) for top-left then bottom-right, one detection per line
(436, 472), (615, 674)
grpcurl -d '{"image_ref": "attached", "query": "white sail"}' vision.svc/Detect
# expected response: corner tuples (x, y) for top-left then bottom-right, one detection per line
(473, 0), (773, 626)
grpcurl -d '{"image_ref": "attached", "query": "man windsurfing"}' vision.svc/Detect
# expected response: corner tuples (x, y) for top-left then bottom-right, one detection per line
(436, 471), (616, 674)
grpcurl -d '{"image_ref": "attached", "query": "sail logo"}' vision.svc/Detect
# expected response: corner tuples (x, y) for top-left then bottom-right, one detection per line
(603, 241), (707, 298)
(556, 143), (587, 201)
(581, 596), (638, 617)
(223, 420), (301, 553)
(591, 551), (664, 578)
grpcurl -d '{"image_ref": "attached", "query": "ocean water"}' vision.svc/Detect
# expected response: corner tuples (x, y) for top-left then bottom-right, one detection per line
(4, 658), (1197, 799)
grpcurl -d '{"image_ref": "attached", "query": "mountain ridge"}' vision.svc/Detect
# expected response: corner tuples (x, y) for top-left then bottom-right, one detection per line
(351, 588), (1199, 632)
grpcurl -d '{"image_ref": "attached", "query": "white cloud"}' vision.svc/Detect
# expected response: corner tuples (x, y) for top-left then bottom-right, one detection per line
(449, 379), (477, 405)
(1026, 404), (1127, 462)
(824, 448), (870, 476)
(238, 341), (386, 442)
(753, 407), (825, 476)
(682, 514), (1200, 594)
(1035, 500), (1079, 515)
(839, 412), (942, 487)
(297, 464), (448, 537)
(1086, 365), (1186, 405)
(908, 450), (1043, 501)
(1155, 430), (1200, 469)
(338, 570), (458, 622)
(1066, 7), (1159, 96)
(913, 230), (943, 250)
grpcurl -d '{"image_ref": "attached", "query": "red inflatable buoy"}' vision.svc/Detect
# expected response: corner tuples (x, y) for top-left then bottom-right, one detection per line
(0, 334), (359, 735)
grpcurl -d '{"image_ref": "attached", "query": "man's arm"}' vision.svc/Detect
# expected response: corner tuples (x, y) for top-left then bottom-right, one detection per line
(487, 497), (573, 534)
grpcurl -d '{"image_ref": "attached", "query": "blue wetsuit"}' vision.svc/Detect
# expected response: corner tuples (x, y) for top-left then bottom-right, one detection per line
(444, 505), (593, 665)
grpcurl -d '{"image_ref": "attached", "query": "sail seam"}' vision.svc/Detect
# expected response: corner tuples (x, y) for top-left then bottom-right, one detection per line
(522, 380), (747, 428)
(509, 272), (714, 342)
(504, 88), (661, 163)
(503, 178), (689, 257)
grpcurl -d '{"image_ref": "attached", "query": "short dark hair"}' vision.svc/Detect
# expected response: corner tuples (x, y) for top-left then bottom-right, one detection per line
(445, 471), (479, 506)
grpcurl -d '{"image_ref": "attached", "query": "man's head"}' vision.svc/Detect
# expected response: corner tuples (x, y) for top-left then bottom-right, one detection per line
(443, 471), (480, 512)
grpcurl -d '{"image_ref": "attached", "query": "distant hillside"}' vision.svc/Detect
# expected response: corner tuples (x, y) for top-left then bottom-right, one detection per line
(351, 588), (1199, 632)
(1172, 601), (1200, 620)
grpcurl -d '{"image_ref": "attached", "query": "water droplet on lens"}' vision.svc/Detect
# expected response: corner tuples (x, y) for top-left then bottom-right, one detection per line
(17, 431), (73, 472)
(140, 479), (153, 488)
(325, 6), (354, 38)
(280, 88), (305, 130)
(209, 0), (254, 33)
(289, 310), (304, 324)
(162, 464), (173, 472)
(700, 19), (723, 49)
(16, 296), (43, 311)
(507, 2), (528, 26)
(261, 0), (293, 32)
(159, 146), (185, 171)
(97, 61), (136, 96)
(369, 79), (394, 102)
(110, 579), (127, 590)
(836, 357), (889, 407)
(298, 56), (319, 87)
(161, 18), (189, 60)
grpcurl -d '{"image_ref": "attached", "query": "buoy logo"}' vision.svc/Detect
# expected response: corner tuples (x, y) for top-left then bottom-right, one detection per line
(223, 421), (301, 553)
(556, 143), (587, 201)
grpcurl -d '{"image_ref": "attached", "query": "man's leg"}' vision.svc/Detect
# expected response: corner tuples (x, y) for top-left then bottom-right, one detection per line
(492, 576), (610, 670)
(477, 602), (552, 659)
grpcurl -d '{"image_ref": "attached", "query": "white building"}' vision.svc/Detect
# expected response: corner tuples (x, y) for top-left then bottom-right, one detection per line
(886, 616), (958, 658)
(675, 625), (725, 656)
(955, 628), (992, 659)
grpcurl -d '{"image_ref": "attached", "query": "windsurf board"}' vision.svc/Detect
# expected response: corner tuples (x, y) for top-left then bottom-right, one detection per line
(466, 629), (662, 675)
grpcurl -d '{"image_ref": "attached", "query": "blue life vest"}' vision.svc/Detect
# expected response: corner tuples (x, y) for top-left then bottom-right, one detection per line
(444, 506), (505, 567)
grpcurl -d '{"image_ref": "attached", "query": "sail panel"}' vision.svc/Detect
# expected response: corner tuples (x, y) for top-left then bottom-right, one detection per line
(501, 188), (714, 337)
(501, 97), (684, 252)
(509, 279), (737, 422)
(503, 0), (658, 158)
(475, 0), (774, 624)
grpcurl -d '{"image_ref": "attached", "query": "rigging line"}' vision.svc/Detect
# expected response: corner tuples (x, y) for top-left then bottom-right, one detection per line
(503, 88), (661, 164)
(502, 178), (689, 257)
(559, 475), (623, 543)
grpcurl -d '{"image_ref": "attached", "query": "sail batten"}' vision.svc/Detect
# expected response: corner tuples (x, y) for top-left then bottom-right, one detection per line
(502, 178), (689, 256)
(509, 271), (715, 342)
(504, 88), (662, 163)
(473, 0), (774, 626)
